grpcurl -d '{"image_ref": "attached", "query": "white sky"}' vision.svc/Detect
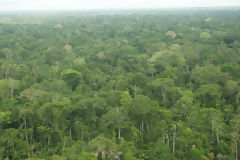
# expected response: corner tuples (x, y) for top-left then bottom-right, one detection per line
(0, 0), (240, 11)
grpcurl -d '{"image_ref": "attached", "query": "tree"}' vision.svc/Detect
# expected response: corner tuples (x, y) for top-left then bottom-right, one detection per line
(148, 78), (179, 107)
(2, 48), (13, 60)
(102, 107), (128, 139)
(0, 111), (11, 130)
(148, 138), (176, 160)
(196, 83), (222, 108)
(8, 79), (19, 98)
(88, 136), (121, 160)
(199, 108), (224, 145)
(78, 152), (97, 160)
(200, 32), (212, 39)
(191, 65), (228, 85)
(61, 69), (82, 90)
(230, 115), (240, 160)
(130, 94), (157, 139)
(224, 80), (240, 111)
(0, 80), (10, 99)
(19, 108), (34, 147)
(176, 90), (194, 120)
(210, 110), (224, 145)
(120, 91), (132, 110)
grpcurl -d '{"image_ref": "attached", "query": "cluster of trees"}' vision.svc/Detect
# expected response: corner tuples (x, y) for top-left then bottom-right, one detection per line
(0, 9), (240, 159)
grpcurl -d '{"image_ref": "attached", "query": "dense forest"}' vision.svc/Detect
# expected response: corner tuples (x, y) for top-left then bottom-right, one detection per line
(0, 9), (240, 160)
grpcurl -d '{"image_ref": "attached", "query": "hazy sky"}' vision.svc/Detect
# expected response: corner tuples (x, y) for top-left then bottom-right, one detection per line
(0, 0), (240, 11)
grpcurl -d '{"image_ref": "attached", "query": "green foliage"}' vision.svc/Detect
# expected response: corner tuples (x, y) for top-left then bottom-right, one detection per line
(78, 152), (97, 160)
(148, 139), (176, 160)
(61, 69), (82, 90)
(0, 10), (240, 160)
(188, 148), (208, 160)
(200, 32), (212, 39)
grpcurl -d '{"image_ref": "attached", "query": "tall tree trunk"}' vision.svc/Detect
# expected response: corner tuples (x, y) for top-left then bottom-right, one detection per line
(166, 134), (170, 147)
(69, 127), (72, 140)
(11, 137), (15, 157)
(141, 121), (144, 142)
(211, 123), (214, 136)
(24, 118), (29, 146)
(147, 123), (149, 133)
(162, 133), (165, 144)
(185, 65), (189, 72)
(118, 128), (121, 139)
(173, 124), (177, 154)
(216, 130), (219, 145)
(81, 126), (84, 141)
(5, 72), (8, 80)
(102, 151), (106, 160)
(173, 132), (176, 154)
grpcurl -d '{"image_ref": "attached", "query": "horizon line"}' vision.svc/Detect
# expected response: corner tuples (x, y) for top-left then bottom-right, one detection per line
(0, 6), (240, 12)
